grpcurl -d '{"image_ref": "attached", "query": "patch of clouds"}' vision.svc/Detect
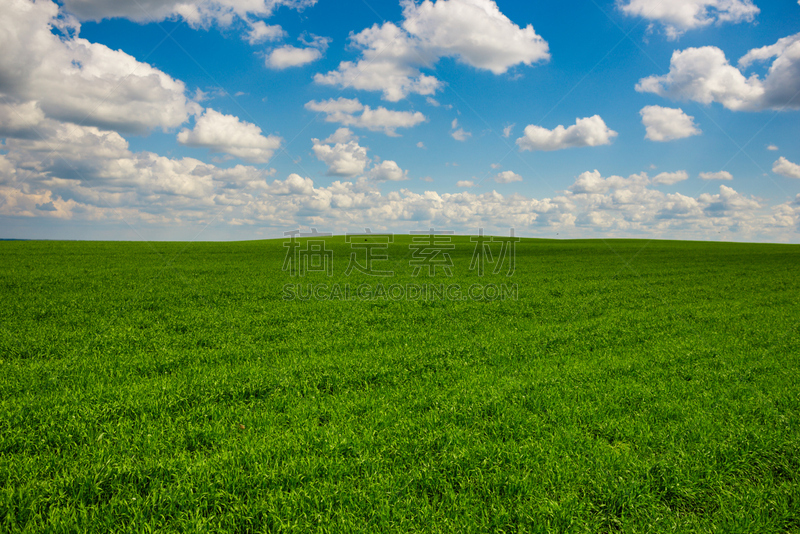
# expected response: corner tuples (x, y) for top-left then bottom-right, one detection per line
(773, 156), (800, 179)
(652, 171), (689, 185)
(0, 0), (200, 135)
(618, 0), (759, 40)
(311, 128), (370, 177)
(699, 171), (734, 180)
(450, 118), (471, 141)
(314, 0), (549, 101)
(494, 170), (522, 183)
(369, 160), (409, 182)
(305, 98), (426, 136)
(516, 116), (617, 152)
(640, 105), (701, 141)
(177, 108), (282, 163)
(266, 35), (330, 69)
(456, 180), (475, 187)
(636, 34), (800, 111)
(246, 21), (285, 44)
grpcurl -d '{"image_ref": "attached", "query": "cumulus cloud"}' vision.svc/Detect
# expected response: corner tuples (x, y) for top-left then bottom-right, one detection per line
(311, 128), (370, 177)
(266, 45), (323, 69)
(305, 98), (426, 136)
(569, 170), (649, 195)
(652, 170), (689, 185)
(636, 35), (800, 111)
(0, 129), (790, 240)
(177, 108), (282, 163)
(700, 171), (733, 180)
(494, 170), (522, 183)
(315, 0), (549, 101)
(773, 156), (800, 179)
(369, 160), (409, 182)
(456, 180), (475, 187)
(450, 118), (471, 141)
(246, 20), (285, 44)
(516, 116), (617, 152)
(310, 128), (409, 181)
(640, 105), (701, 141)
(0, 101), (47, 139)
(767, 144), (779, 151)
(0, 0), (200, 135)
(59, 0), (317, 27)
(619, 0), (759, 39)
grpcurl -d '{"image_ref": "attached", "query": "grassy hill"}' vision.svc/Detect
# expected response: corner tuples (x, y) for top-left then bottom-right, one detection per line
(1, 237), (799, 532)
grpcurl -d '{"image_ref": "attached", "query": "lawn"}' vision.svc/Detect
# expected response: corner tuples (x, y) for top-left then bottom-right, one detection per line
(1, 237), (799, 532)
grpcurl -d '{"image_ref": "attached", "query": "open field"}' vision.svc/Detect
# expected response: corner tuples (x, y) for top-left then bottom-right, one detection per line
(1, 237), (799, 533)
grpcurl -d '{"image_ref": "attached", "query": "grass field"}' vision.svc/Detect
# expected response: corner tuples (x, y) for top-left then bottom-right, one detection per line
(1, 237), (799, 533)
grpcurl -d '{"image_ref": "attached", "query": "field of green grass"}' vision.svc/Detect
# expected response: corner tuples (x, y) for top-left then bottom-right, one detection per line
(1, 237), (799, 533)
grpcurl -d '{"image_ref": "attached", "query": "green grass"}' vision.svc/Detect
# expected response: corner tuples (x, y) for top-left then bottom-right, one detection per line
(1, 237), (799, 533)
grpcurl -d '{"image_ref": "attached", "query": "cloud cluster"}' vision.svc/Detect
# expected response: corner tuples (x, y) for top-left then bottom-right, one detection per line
(450, 118), (471, 141)
(619, 0), (759, 39)
(59, 0), (317, 29)
(266, 35), (331, 69)
(305, 98), (426, 136)
(637, 34), (800, 111)
(177, 108), (282, 163)
(773, 157), (800, 179)
(516, 116), (617, 152)
(0, 0), (200, 135)
(311, 128), (370, 177)
(315, 0), (549, 101)
(700, 171), (733, 180)
(494, 170), (522, 184)
(640, 105), (701, 141)
(310, 128), (409, 182)
(4, 133), (793, 240)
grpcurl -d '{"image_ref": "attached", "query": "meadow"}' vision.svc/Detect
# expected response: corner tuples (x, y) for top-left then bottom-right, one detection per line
(0, 236), (798, 533)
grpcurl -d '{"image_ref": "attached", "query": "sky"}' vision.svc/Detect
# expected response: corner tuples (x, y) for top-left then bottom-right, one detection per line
(0, 0), (799, 242)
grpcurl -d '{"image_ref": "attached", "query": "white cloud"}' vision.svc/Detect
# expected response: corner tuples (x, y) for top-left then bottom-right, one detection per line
(494, 170), (522, 183)
(401, 0), (550, 74)
(636, 36), (800, 111)
(315, 0), (549, 101)
(369, 160), (409, 182)
(700, 170), (734, 180)
(503, 123), (514, 138)
(305, 98), (426, 136)
(773, 157), (800, 179)
(652, 171), (689, 185)
(59, 0), (317, 27)
(267, 45), (323, 69)
(0, 0), (199, 135)
(0, 101), (46, 139)
(516, 116), (617, 152)
(767, 144), (779, 151)
(738, 33), (800, 68)
(417, 141), (426, 149)
(246, 21), (285, 44)
(456, 180), (474, 187)
(619, 0), (759, 39)
(640, 105), (701, 141)
(267, 173), (315, 195)
(449, 118), (471, 141)
(569, 170), (649, 195)
(0, 128), (790, 240)
(311, 128), (370, 177)
(177, 108), (281, 163)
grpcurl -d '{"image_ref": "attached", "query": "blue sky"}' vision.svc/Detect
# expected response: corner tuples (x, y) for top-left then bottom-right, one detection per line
(0, 0), (799, 241)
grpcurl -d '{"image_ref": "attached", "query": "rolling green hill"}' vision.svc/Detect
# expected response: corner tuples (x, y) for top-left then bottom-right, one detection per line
(1, 237), (799, 532)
